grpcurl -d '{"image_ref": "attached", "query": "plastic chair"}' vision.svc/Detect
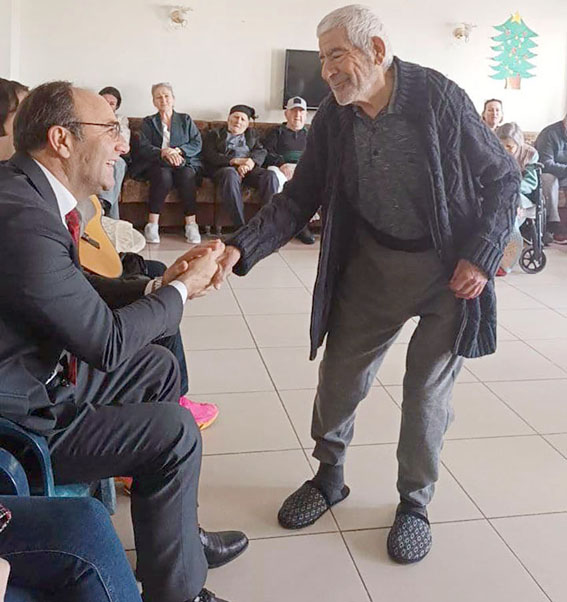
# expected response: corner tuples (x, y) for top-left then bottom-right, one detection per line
(0, 418), (116, 513)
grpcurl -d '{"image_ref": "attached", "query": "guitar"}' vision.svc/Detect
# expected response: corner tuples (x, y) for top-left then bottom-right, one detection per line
(78, 196), (124, 278)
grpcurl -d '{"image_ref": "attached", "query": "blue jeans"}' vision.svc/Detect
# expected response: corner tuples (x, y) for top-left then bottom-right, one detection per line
(0, 496), (141, 602)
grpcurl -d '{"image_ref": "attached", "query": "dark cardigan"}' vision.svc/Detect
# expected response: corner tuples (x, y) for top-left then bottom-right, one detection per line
(228, 57), (520, 360)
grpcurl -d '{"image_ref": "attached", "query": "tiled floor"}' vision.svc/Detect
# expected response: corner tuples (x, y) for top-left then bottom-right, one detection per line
(113, 234), (567, 602)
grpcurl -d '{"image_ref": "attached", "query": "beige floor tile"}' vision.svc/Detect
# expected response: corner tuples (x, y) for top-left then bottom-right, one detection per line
(529, 339), (567, 371)
(545, 434), (567, 458)
(488, 380), (567, 434)
(280, 387), (401, 448)
(497, 324), (519, 341)
(281, 237), (320, 251)
(375, 344), (477, 386)
(233, 287), (312, 315)
(465, 341), (566, 382)
(186, 349), (273, 394)
(260, 346), (322, 390)
(206, 533), (369, 602)
(292, 267), (317, 290)
(180, 315), (255, 350)
(443, 436), (567, 517)
(229, 265), (303, 289)
(344, 521), (548, 602)
(252, 252), (287, 268)
(518, 284), (567, 308)
(495, 284), (546, 309)
(183, 287), (241, 317)
(191, 391), (301, 454)
(498, 308), (567, 340)
(146, 233), (191, 251)
(246, 313), (311, 347)
(198, 450), (337, 538)
(279, 249), (320, 270)
(112, 488), (135, 550)
(386, 383), (533, 439)
(492, 513), (567, 602)
(305, 444), (481, 530)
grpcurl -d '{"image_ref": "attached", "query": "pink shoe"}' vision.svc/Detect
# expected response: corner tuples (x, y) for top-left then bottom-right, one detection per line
(179, 396), (219, 430)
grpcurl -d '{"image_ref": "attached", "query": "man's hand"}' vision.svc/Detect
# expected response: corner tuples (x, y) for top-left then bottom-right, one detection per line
(162, 240), (225, 286)
(161, 148), (183, 167)
(175, 242), (226, 299)
(279, 163), (296, 180)
(211, 245), (241, 289)
(237, 164), (250, 178)
(449, 259), (488, 300)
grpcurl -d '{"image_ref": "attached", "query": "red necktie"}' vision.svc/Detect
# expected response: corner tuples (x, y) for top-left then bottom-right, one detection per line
(64, 208), (81, 384)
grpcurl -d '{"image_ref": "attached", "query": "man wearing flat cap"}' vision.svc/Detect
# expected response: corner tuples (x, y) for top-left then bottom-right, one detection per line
(203, 104), (278, 227)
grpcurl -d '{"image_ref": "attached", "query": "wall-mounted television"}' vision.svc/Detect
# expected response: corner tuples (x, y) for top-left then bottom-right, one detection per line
(283, 49), (330, 110)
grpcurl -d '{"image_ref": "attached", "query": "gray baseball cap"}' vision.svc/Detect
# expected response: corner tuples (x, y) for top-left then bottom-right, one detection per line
(286, 96), (307, 110)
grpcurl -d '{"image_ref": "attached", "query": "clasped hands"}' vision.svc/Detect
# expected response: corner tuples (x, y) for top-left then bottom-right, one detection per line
(161, 147), (184, 167)
(229, 157), (254, 178)
(449, 259), (488, 300)
(161, 241), (242, 299)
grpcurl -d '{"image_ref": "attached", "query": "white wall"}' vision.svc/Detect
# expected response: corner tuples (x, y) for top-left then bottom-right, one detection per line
(0, 0), (20, 79)
(12, 0), (567, 130)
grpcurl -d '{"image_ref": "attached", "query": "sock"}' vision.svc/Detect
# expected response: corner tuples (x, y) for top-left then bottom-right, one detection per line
(310, 463), (345, 504)
(397, 499), (428, 519)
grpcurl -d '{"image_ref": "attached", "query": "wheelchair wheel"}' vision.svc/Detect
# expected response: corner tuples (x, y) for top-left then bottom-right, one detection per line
(520, 246), (547, 274)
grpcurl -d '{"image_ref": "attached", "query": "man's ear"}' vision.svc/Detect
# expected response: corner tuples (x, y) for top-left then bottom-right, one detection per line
(46, 125), (73, 159)
(370, 36), (387, 66)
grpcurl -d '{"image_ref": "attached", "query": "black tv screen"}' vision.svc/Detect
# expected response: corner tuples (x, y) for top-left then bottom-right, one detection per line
(283, 49), (330, 110)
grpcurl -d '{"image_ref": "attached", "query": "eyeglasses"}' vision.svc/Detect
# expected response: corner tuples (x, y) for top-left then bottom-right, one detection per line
(67, 121), (122, 139)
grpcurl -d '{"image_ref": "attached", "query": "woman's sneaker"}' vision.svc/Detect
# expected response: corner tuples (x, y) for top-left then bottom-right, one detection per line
(144, 222), (160, 244)
(185, 223), (202, 244)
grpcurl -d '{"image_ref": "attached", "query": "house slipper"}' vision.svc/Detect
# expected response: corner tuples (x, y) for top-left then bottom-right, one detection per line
(387, 509), (432, 564)
(277, 480), (350, 529)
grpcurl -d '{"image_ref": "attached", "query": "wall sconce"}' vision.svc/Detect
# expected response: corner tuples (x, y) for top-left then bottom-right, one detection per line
(452, 23), (476, 43)
(168, 6), (192, 30)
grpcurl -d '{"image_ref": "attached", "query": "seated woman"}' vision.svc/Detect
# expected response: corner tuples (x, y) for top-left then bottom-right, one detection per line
(481, 98), (504, 132)
(496, 122), (539, 274)
(203, 104), (278, 227)
(134, 83), (203, 244)
(0, 79), (28, 161)
(98, 86), (131, 219)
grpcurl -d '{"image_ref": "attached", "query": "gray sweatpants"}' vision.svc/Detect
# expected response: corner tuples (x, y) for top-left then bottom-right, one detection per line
(312, 225), (464, 508)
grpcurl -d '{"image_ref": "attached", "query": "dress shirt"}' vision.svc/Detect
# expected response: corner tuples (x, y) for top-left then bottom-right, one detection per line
(33, 159), (187, 303)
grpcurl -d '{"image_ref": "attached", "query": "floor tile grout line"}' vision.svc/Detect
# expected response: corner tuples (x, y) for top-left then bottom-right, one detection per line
(540, 435), (567, 461)
(440, 455), (559, 598)
(503, 274), (567, 317)
(487, 518), (554, 602)
(335, 529), (374, 602)
(278, 248), (317, 295)
(517, 337), (567, 375)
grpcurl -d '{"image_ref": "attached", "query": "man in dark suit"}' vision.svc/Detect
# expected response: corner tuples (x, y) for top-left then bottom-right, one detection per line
(0, 81), (244, 602)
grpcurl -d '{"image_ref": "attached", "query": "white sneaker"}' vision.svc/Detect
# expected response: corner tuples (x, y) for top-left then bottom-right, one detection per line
(185, 223), (201, 244)
(144, 222), (160, 244)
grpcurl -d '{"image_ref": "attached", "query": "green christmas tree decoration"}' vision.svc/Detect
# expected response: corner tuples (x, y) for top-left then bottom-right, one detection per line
(490, 12), (538, 90)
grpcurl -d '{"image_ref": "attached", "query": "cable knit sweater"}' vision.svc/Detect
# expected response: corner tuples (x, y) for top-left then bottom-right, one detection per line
(228, 57), (520, 359)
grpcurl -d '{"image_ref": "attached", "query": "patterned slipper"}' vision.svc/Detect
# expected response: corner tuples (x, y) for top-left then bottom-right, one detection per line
(387, 510), (432, 564)
(278, 481), (350, 529)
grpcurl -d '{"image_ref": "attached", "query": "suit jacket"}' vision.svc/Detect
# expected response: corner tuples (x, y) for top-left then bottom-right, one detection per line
(132, 111), (203, 178)
(0, 153), (184, 434)
(202, 126), (267, 174)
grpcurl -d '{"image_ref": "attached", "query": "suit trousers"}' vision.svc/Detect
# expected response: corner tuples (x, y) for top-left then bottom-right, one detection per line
(213, 166), (279, 226)
(312, 224), (464, 509)
(47, 344), (207, 602)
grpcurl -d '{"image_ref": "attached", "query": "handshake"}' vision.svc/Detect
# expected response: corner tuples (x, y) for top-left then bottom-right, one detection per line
(161, 240), (242, 299)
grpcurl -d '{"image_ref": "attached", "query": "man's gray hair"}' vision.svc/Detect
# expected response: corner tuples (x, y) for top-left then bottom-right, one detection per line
(151, 82), (174, 97)
(317, 4), (393, 69)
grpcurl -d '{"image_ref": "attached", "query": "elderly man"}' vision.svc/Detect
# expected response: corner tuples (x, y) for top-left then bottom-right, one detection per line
(203, 104), (278, 227)
(214, 5), (519, 563)
(264, 96), (315, 244)
(535, 115), (567, 244)
(0, 81), (246, 602)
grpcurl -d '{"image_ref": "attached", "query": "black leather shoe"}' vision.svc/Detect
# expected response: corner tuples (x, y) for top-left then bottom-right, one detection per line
(296, 226), (316, 245)
(192, 588), (229, 602)
(199, 528), (249, 568)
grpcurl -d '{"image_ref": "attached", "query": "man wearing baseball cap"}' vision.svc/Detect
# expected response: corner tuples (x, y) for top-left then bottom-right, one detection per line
(264, 96), (315, 244)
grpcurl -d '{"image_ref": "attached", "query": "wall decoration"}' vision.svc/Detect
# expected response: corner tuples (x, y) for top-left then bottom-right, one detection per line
(490, 12), (538, 90)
